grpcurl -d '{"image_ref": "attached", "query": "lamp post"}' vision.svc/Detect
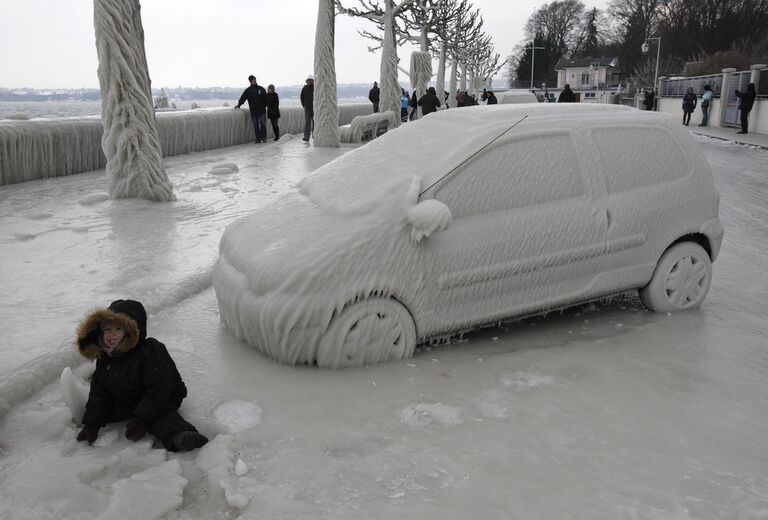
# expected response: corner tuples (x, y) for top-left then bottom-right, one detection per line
(641, 37), (661, 98)
(526, 41), (545, 92)
(590, 61), (600, 103)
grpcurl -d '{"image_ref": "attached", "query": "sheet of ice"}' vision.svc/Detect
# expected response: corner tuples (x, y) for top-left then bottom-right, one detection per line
(0, 131), (767, 519)
(59, 366), (91, 424)
(399, 402), (464, 427)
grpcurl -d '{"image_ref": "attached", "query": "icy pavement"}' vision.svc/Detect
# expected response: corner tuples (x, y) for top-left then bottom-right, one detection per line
(0, 134), (767, 519)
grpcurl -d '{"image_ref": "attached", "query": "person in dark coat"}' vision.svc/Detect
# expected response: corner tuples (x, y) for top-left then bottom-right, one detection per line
(455, 90), (467, 107)
(75, 299), (208, 452)
(409, 90), (418, 120)
(558, 84), (576, 102)
(235, 75), (268, 143)
(643, 90), (656, 111)
(266, 84), (280, 141)
(368, 81), (380, 113)
(682, 87), (697, 126)
(735, 83), (757, 134)
(417, 86), (442, 116)
(300, 75), (314, 141)
(485, 91), (498, 104)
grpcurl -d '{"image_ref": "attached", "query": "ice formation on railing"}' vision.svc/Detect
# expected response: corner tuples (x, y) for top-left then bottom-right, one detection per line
(0, 104), (370, 186)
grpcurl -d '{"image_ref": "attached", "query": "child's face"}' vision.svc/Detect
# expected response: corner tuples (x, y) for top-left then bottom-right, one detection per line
(102, 324), (125, 353)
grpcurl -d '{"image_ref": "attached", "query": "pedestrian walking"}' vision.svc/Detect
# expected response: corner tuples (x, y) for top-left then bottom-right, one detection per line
(682, 87), (697, 126)
(300, 75), (314, 141)
(235, 75), (268, 143)
(400, 89), (409, 122)
(417, 86), (441, 116)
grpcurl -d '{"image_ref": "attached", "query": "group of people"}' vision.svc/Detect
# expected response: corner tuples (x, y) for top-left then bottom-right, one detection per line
(681, 82), (756, 133)
(235, 73), (316, 143)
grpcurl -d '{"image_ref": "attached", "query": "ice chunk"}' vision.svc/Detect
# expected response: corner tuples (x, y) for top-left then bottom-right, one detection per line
(234, 458), (248, 476)
(98, 460), (187, 520)
(79, 193), (110, 205)
(399, 402), (464, 427)
(213, 399), (262, 433)
(60, 366), (90, 424)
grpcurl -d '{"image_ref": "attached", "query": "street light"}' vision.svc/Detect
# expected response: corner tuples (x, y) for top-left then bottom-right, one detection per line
(642, 37), (661, 100)
(590, 61), (600, 103)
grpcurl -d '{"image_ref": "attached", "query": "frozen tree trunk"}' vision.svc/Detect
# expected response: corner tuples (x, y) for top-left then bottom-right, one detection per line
(379, 0), (401, 126)
(313, 0), (340, 147)
(435, 43), (446, 109)
(410, 51), (432, 118)
(448, 58), (458, 108)
(94, 0), (174, 201)
(460, 63), (467, 92)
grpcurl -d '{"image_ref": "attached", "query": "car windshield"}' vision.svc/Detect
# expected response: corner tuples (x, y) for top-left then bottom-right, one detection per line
(299, 109), (526, 215)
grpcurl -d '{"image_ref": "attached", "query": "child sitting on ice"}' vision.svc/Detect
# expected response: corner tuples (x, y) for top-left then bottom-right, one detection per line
(75, 299), (208, 452)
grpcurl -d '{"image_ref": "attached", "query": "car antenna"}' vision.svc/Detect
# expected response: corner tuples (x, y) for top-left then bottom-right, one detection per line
(419, 114), (528, 197)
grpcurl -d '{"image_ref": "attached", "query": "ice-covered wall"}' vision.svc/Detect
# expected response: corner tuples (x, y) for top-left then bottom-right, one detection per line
(0, 104), (369, 185)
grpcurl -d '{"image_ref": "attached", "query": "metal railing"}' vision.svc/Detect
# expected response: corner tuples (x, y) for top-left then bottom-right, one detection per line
(660, 74), (722, 97)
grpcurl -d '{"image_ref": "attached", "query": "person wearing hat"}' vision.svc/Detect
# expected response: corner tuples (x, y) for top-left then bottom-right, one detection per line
(300, 74), (314, 142)
(75, 299), (208, 452)
(235, 75), (268, 143)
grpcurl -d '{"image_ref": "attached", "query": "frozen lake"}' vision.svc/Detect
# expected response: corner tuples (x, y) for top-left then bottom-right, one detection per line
(0, 131), (766, 519)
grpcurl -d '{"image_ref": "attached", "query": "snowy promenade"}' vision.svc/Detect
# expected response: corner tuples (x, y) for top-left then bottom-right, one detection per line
(0, 132), (767, 519)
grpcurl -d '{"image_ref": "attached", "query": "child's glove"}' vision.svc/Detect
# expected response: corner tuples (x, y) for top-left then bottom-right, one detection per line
(125, 418), (148, 441)
(76, 425), (100, 445)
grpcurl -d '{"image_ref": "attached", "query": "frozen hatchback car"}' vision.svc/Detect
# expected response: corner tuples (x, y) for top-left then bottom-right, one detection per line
(214, 103), (723, 368)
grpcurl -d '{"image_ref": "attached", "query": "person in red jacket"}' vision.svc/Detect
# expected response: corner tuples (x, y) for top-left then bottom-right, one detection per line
(75, 299), (208, 452)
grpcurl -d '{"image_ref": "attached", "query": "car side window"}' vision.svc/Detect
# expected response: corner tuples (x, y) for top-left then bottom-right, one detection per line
(434, 133), (584, 218)
(592, 127), (689, 194)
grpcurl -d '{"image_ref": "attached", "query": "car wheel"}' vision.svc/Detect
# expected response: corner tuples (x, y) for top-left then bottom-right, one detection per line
(316, 298), (417, 368)
(640, 242), (712, 312)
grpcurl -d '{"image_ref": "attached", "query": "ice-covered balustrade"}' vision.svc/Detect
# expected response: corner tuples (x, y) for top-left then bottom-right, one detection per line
(0, 104), (370, 185)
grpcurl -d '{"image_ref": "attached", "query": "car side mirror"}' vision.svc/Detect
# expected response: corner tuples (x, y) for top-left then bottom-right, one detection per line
(406, 199), (452, 243)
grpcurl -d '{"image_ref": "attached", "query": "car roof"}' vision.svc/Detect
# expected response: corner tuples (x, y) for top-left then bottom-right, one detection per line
(300, 103), (669, 213)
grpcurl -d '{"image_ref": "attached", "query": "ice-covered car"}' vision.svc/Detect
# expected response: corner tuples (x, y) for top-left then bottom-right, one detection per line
(495, 89), (539, 104)
(214, 103), (723, 368)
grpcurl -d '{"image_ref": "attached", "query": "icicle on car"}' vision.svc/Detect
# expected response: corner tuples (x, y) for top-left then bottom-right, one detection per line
(213, 104), (723, 368)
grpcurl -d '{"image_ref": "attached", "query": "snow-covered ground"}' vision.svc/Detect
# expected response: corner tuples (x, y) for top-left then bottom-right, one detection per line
(0, 132), (767, 519)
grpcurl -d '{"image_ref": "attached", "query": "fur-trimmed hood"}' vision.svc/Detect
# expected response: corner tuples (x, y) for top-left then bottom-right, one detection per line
(76, 300), (147, 360)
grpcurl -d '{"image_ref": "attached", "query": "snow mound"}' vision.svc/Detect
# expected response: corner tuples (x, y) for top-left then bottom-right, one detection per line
(399, 402), (464, 427)
(208, 162), (239, 175)
(406, 198), (452, 243)
(98, 459), (187, 520)
(79, 193), (110, 205)
(213, 399), (262, 433)
(499, 372), (554, 391)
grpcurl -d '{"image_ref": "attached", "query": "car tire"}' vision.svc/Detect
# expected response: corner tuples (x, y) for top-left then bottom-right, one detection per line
(316, 298), (417, 368)
(640, 242), (712, 313)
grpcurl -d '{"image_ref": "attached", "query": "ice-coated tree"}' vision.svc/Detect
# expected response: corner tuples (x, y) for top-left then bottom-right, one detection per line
(94, 0), (174, 201)
(409, 51), (432, 116)
(336, 0), (418, 124)
(314, 0), (340, 147)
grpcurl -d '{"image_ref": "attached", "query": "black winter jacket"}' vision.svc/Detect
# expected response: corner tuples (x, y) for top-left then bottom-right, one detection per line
(300, 84), (314, 113)
(736, 87), (757, 113)
(77, 300), (188, 427)
(418, 91), (441, 115)
(238, 84), (268, 115)
(266, 92), (280, 119)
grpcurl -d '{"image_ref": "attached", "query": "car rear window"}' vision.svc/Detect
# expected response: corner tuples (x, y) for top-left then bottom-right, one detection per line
(592, 126), (689, 193)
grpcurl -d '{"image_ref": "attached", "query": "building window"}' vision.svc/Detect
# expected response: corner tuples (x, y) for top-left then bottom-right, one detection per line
(581, 70), (591, 85)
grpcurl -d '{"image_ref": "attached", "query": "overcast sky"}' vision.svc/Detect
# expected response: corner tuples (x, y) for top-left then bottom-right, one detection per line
(1, 0), (608, 90)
